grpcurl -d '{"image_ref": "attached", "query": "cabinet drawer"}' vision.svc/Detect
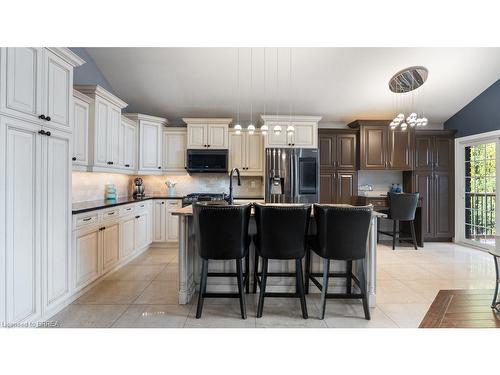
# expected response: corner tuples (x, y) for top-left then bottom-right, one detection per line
(167, 200), (182, 209)
(120, 205), (135, 216)
(75, 213), (98, 228)
(135, 201), (151, 213)
(101, 208), (120, 222)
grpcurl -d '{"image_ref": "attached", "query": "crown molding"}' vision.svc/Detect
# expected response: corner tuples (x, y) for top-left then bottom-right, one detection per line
(182, 117), (232, 125)
(121, 115), (138, 126)
(73, 89), (94, 104)
(47, 48), (86, 67)
(73, 85), (128, 109)
(260, 115), (322, 123)
(124, 113), (168, 125)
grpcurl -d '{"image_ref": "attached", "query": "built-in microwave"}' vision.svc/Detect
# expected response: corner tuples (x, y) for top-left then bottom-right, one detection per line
(186, 149), (228, 173)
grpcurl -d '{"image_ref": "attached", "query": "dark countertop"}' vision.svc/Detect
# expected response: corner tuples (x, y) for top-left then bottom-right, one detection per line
(72, 195), (265, 215)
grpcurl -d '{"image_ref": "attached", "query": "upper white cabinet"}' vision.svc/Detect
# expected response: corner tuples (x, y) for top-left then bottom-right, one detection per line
(184, 118), (231, 149)
(74, 85), (129, 173)
(72, 89), (92, 169)
(120, 115), (138, 171)
(228, 129), (264, 176)
(163, 128), (187, 173)
(261, 115), (321, 149)
(124, 113), (167, 174)
(0, 48), (84, 133)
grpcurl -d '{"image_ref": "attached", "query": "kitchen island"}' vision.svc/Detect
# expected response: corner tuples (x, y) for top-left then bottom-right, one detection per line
(172, 204), (385, 307)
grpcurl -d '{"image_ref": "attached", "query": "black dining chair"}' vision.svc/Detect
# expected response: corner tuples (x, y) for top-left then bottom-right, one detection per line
(378, 192), (419, 250)
(193, 202), (251, 319)
(305, 204), (373, 320)
(253, 203), (311, 319)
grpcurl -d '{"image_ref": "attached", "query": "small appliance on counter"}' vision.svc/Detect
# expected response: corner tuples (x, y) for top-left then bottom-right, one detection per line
(133, 177), (145, 198)
(105, 184), (117, 201)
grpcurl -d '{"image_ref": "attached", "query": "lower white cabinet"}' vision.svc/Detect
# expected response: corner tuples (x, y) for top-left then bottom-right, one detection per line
(101, 223), (120, 273)
(166, 200), (181, 242)
(120, 216), (135, 259)
(74, 227), (100, 289)
(153, 200), (167, 242)
(134, 213), (149, 250)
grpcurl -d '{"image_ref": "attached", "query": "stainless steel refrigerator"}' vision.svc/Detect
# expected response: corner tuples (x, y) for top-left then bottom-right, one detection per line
(265, 148), (320, 203)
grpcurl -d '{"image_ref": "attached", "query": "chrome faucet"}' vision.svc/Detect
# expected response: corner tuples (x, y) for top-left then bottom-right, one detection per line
(228, 168), (241, 204)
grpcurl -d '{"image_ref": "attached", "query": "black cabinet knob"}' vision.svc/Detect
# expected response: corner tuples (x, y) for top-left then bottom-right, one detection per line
(46, 116), (51, 122)
(72, 157), (77, 161)
(38, 115), (46, 120)
(107, 161), (113, 165)
(135, 215), (140, 219)
(184, 166), (187, 169)
(207, 145), (210, 147)
(161, 202), (164, 204)
(158, 166), (161, 169)
(46, 131), (51, 137)
(125, 164), (130, 167)
(38, 130), (46, 135)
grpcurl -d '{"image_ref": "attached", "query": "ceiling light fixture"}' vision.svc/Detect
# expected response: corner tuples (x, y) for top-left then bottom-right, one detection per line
(287, 48), (295, 136)
(273, 48), (281, 135)
(248, 48), (255, 135)
(234, 48), (242, 135)
(261, 48), (268, 135)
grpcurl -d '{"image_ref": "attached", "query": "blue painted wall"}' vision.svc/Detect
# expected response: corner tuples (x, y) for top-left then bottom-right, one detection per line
(69, 48), (115, 94)
(445, 79), (500, 138)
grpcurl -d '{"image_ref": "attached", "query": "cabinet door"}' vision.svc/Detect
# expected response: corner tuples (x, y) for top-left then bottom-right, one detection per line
(434, 172), (453, 238)
(434, 137), (453, 172)
(319, 133), (335, 169)
(336, 134), (357, 170)
(44, 50), (72, 131)
(140, 121), (161, 170)
(207, 124), (228, 148)
(361, 126), (387, 170)
(94, 98), (109, 166)
(1, 47), (43, 121)
(44, 132), (71, 308)
(187, 124), (207, 149)
(414, 135), (433, 171)
(4, 119), (41, 323)
(166, 200), (181, 242)
(120, 217), (135, 259)
(107, 106), (121, 166)
(320, 172), (335, 203)
(163, 130), (186, 171)
(414, 171), (434, 239)
(153, 200), (167, 242)
(245, 132), (264, 175)
(134, 214), (148, 250)
(388, 128), (413, 170)
(102, 223), (120, 273)
(292, 123), (317, 148)
(337, 171), (357, 204)
(125, 123), (137, 170)
(228, 131), (245, 170)
(265, 122), (289, 147)
(72, 96), (89, 166)
(75, 228), (100, 289)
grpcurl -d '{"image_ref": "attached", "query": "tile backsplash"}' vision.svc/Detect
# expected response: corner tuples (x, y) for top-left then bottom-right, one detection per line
(72, 172), (264, 203)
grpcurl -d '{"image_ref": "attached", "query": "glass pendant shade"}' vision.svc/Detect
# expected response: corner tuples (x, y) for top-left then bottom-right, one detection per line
(273, 125), (282, 135)
(247, 124), (255, 135)
(234, 124), (242, 135)
(286, 125), (295, 134)
(260, 124), (268, 135)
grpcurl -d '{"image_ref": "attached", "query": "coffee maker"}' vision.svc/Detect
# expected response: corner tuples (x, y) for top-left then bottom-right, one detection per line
(133, 177), (145, 198)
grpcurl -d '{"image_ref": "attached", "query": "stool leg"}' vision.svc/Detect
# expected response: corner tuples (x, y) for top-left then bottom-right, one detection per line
(392, 220), (398, 250)
(245, 254), (250, 293)
(305, 248), (311, 294)
(252, 251), (259, 294)
(296, 259), (308, 319)
(257, 258), (268, 318)
(492, 256), (499, 310)
(346, 260), (352, 294)
(236, 258), (247, 319)
(196, 259), (208, 319)
(359, 261), (371, 320)
(410, 221), (418, 250)
(376, 217), (380, 243)
(320, 258), (330, 320)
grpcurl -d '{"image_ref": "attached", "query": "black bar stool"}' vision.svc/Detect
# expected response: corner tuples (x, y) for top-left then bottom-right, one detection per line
(305, 204), (372, 320)
(193, 202), (251, 319)
(253, 203), (311, 319)
(378, 192), (419, 250)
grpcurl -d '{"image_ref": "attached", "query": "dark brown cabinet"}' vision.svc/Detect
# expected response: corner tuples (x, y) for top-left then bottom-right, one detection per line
(348, 120), (413, 171)
(319, 129), (358, 204)
(405, 130), (455, 241)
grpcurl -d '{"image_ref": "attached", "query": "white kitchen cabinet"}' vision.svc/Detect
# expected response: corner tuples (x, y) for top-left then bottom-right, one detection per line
(0, 48), (83, 133)
(72, 90), (92, 169)
(261, 115), (321, 149)
(229, 129), (264, 176)
(120, 216), (135, 259)
(1, 116), (72, 323)
(74, 85), (128, 172)
(134, 213), (149, 250)
(101, 223), (120, 273)
(124, 113), (167, 174)
(166, 200), (181, 242)
(153, 200), (167, 242)
(120, 115), (137, 171)
(74, 227), (100, 289)
(184, 118), (231, 149)
(163, 128), (187, 173)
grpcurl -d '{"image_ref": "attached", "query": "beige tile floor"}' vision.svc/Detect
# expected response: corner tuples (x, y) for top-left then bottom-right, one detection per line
(49, 242), (496, 328)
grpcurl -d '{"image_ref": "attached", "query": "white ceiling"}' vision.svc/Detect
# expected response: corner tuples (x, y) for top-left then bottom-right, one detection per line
(86, 47), (500, 126)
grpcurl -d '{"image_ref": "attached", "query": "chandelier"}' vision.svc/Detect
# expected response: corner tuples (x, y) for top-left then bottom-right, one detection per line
(389, 66), (429, 131)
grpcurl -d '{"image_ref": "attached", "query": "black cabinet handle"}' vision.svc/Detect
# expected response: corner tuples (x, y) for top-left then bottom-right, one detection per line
(72, 157), (77, 161)
(38, 130), (46, 135)
(82, 217), (92, 222)
(135, 215), (140, 219)
(46, 116), (51, 122)
(107, 161), (114, 165)
(46, 131), (51, 137)
(99, 227), (105, 231)
(158, 166), (161, 169)
(125, 164), (130, 167)
(38, 114), (46, 120)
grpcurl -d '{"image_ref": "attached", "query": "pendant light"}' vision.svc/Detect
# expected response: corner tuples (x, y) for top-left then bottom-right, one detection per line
(286, 48), (295, 136)
(260, 48), (268, 135)
(234, 48), (242, 135)
(247, 48), (255, 135)
(273, 48), (282, 135)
